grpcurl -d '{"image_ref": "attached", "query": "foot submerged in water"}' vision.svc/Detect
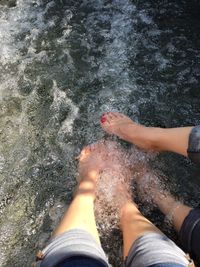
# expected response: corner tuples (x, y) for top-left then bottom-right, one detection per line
(78, 141), (109, 182)
(76, 141), (111, 200)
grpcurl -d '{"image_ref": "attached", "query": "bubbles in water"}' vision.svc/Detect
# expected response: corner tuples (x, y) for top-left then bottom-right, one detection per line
(1, 0), (200, 266)
(138, 10), (153, 25)
(48, 200), (67, 229)
(49, 80), (79, 137)
(94, 141), (159, 231)
(136, 170), (168, 208)
(93, 141), (181, 237)
(164, 201), (183, 226)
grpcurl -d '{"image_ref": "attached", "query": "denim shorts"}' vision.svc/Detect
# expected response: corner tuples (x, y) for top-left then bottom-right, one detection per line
(187, 125), (200, 163)
(34, 229), (190, 267)
(179, 208), (200, 261)
(34, 229), (109, 267)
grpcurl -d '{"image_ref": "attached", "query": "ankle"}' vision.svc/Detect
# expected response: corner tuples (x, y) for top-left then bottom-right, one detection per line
(129, 124), (163, 151)
(120, 202), (139, 222)
(75, 180), (96, 200)
(151, 128), (169, 151)
(145, 127), (166, 151)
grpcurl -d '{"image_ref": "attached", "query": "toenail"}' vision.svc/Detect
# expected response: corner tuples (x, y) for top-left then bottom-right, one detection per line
(101, 117), (107, 123)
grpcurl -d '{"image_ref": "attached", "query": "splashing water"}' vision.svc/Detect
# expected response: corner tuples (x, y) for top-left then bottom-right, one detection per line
(94, 141), (159, 229)
(1, 0), (200, 266)
(136, 170), (168, 206)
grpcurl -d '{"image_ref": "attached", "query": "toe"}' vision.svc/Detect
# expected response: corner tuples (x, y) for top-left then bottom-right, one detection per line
(113, 112), (125, 118)
(106, 112), (124, 123)
(93, 141), (107, 154)
(100, 113), (111, 126)
(119, 113), (125, 118)
(79, 146), (92, 161)
(112, 112), (119, 118)
(100, 115), (107, 124)
(107, 112), (115, 121)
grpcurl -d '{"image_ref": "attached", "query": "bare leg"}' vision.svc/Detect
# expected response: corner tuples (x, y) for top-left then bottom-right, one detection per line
(53, 142), (110, 244)
(100, 112), (193, 157)
(120, 201), (162, 258)
(152, 190), (192, 232)
(114, 177), (163, 258)
(136, 170), (192, 233)
(157, 127), (193, 157)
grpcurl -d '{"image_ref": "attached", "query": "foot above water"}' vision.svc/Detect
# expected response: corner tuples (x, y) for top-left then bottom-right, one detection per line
(100, 112), (135, 137)
(100, 112), (161, 151)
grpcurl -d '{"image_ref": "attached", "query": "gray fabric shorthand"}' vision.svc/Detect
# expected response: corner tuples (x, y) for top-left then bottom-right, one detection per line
(37, 228), (109, 267)
(187, 125), (200, 163)
(125, 232), (189, 267)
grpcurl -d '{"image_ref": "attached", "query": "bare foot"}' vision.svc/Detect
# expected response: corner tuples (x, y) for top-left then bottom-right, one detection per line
(114, 180), (134, 209)
(76, 141), (112, 199)
(100, 112), (162, 151)
(90, 141), (136, 228)
(135, 169), (178, 216)
(135, 169), (164, 205)
(135, 170), (192, 231)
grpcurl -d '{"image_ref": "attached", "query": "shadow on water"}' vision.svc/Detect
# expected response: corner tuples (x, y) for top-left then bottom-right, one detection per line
(0, 0), (200, 266)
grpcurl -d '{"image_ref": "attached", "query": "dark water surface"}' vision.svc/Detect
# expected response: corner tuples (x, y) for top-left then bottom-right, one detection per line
(0, 0), (200, 266)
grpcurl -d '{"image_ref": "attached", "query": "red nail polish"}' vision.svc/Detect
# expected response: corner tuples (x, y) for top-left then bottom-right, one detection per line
(101, 117), (106, 123)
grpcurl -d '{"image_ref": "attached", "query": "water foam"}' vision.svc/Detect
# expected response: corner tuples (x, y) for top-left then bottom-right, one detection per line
(0, 0), (200, 266)
(94, 142), (158, 231)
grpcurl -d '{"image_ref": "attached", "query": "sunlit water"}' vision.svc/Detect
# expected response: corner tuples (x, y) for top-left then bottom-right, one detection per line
(0, 0), (200, 266)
